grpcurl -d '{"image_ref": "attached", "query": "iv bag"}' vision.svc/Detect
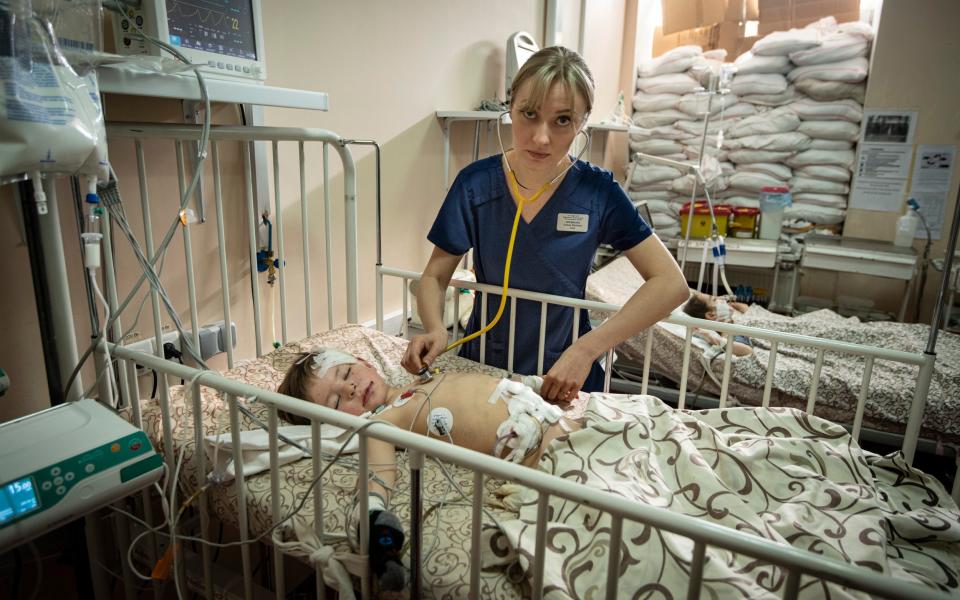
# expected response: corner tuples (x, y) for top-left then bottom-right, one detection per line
(0, 0), (109, 180)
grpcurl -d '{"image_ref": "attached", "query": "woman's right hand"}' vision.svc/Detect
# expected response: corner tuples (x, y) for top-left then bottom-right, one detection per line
(401, 329), (449, 374)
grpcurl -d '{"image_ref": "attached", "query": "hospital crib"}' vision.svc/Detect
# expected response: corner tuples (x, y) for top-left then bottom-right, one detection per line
(87, 123), (958, 599)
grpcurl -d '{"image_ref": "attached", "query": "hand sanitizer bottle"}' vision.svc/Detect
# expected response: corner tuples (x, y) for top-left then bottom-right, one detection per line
(893, 199), (920, 247)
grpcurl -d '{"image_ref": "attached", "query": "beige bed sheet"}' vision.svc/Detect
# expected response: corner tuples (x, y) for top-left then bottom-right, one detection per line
(133, 324), (528, 599)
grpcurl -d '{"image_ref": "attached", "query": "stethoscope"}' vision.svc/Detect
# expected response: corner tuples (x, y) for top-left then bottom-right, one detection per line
(418, 110), (589, 382)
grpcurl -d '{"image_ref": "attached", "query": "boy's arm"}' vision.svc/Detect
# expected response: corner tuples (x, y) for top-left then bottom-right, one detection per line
(367, 436), (396, 502)
(364, 410), (407, 502)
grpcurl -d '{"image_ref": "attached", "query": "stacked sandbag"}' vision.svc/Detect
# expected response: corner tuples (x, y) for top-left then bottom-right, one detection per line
(629, 19), (873, 240)
(629, 46), (735, 238)
(745, 17), (872, 233)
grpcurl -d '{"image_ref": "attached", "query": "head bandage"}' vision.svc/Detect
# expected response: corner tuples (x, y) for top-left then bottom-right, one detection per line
(300, 348), (357, 378)
(491, 378), (563, 463)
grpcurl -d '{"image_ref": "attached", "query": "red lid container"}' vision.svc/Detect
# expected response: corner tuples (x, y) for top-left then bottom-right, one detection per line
(680, 201), (732, 216)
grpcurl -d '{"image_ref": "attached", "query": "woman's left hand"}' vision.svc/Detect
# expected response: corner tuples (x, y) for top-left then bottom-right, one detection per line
(541, 345), (592, 402)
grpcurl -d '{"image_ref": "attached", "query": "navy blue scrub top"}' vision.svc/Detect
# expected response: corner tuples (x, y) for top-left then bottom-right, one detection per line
(427, 155), (652, 392)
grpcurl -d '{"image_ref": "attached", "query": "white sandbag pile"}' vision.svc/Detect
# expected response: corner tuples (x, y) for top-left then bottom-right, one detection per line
(628, 17), (873, 239)
(628, 46), (736, 238)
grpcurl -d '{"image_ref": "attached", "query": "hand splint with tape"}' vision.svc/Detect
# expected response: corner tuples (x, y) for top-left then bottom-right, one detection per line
(489, 377), (564, 463)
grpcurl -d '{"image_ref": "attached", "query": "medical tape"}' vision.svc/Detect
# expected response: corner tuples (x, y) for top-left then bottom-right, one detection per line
(488, 378), (563, 463)
(298, 347), (357, 378)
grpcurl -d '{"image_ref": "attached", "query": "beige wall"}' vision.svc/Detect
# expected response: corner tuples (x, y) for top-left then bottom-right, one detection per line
(803, 0), (960, 321)
(1, 1), (638, 421)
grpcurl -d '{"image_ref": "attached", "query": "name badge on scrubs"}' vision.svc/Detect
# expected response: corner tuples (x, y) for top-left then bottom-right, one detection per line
(557, 213), (588, 232)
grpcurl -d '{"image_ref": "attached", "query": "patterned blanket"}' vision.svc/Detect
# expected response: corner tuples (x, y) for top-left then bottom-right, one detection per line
(586, 257), (960, 441)
(492, 394), (960, 599)
(731, 305), (960, 440)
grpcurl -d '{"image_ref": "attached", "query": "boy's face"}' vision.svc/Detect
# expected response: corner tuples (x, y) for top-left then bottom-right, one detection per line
(693, 291), (719, 320)
(305, 357), (388, 416)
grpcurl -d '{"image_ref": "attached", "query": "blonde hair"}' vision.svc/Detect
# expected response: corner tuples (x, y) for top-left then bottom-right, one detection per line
(509, 46), (595, 124)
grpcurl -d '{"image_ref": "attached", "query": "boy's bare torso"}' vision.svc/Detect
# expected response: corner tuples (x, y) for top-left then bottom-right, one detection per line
(374, 373), (580, 467)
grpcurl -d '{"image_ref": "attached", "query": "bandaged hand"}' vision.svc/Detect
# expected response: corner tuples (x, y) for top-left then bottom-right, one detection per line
(494, 413), (543, 463)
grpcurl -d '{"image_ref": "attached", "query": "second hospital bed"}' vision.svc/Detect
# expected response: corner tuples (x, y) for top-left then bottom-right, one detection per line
(98, 123), (960, 599)
(586, 255), (960, 445)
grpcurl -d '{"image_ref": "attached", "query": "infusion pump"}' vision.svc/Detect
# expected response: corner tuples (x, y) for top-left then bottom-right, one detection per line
(111, 0), (267, 82)
(0, 399), (163, 550)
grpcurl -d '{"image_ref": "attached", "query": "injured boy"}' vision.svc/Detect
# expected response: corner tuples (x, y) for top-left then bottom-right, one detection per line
(276, 347), (583, 593)
(682, 291), (754, 357)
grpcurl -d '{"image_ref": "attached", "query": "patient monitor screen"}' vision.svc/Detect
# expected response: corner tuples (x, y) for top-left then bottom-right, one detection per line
(0, 477), (40, 524)
(166, 0), (258, 60)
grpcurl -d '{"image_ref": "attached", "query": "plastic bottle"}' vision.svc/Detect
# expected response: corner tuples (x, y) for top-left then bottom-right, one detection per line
(893, 201), (919, 247)
(758, 186), (792, 240)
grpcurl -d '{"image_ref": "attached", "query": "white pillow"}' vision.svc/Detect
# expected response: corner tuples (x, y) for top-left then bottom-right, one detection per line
(632, 92), (681, 112)
(787, 99), (863, 123)
(796, 164), (852, 182)
(733, 52), (792, 74)
(790, 177), (850, 195)
(785, 149), (856, 168)
(794, 79), (866, 103)
(727, 108), (801, 138)
(730, 73), (788, 96)
(797, 120), (861, 141)
(636, 72), (702, 95)
(788, 57), (869, 83)
(752, 28), (822, 56)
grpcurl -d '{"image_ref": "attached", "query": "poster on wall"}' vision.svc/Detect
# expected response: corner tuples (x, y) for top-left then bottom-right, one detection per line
(907, 144), (957, 240)
(849, 109), (919, 212)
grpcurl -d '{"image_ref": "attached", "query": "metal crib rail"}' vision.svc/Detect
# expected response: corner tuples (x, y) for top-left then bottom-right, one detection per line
(98, 123), (364, 599)
(112, 343), (955, 600)
(378, 265), (935, 465)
